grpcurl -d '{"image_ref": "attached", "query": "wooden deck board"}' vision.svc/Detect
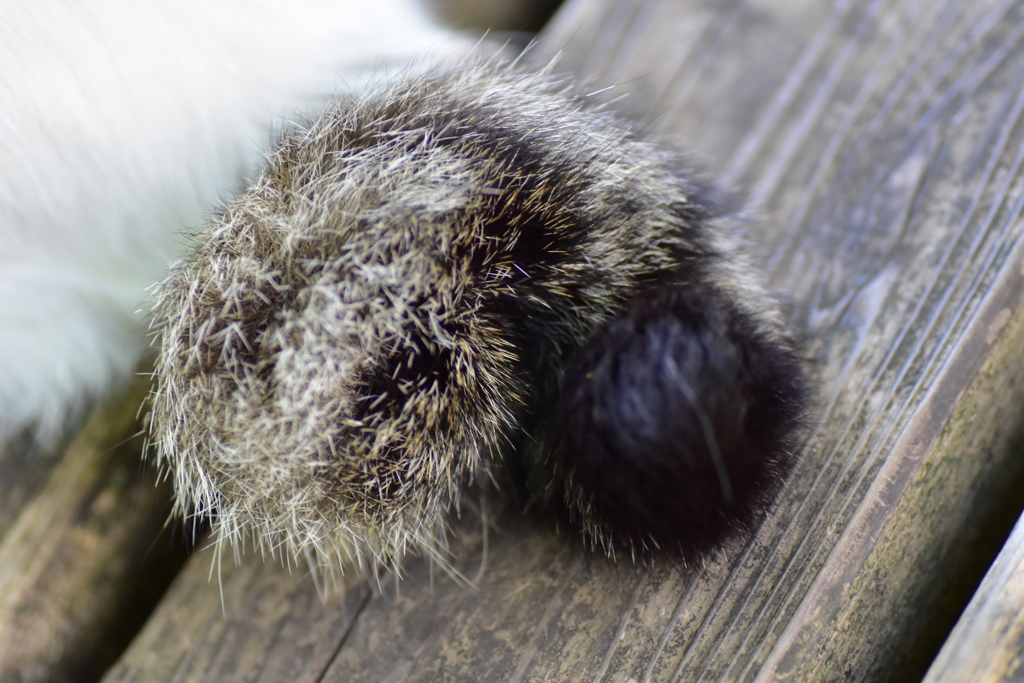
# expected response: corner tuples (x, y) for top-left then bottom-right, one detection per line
(924, 509), (1024, 682)
(0, 378), (185, 683)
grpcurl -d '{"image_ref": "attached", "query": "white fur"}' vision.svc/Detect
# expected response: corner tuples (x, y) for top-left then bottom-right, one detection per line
(0, 0), (461, 443)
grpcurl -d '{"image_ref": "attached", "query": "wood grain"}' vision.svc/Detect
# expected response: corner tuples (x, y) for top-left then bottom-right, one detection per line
(924, 510), (1024, 683)
(0, 377), (186, 683)
(88, 0), (1024, 680)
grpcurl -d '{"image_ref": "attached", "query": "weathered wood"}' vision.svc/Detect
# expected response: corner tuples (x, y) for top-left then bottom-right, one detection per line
(0, 377), (186, 683)
(924, 510), (1024, 683)
(94, 0), (1024, 681)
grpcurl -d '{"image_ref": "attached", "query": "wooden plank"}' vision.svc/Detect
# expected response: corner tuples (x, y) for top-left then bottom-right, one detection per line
(100, 0), (1024, 681)
(0, 377), (187, 683)
(924, 511), (1024, 683)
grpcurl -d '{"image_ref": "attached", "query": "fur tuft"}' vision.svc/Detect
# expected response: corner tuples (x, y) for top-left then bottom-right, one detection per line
(149, 59), (807, 577)
(549, 283), (805, 558)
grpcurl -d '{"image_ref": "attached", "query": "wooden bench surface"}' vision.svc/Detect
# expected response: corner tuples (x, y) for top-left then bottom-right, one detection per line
(5, 0), (1024, 680)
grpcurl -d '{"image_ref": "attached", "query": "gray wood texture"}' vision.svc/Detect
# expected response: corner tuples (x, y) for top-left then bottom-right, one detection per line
(7, 0), (1024, 680)
(925, 512), (1024, 683)
(0, 378), (185, 683)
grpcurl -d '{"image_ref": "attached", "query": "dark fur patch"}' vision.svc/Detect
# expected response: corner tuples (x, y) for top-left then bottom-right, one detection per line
(555, 283), (806, 556)
(354, 334), (455, 424)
